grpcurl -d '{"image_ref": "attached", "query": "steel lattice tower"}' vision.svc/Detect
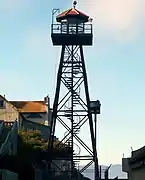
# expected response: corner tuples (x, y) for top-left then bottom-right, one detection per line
(49, 2), (101, 180)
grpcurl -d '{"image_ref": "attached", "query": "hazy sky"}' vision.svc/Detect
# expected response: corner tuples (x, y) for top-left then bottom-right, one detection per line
(1, 0), (145, 165)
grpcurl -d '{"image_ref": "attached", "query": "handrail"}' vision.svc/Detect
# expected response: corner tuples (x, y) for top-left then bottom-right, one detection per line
(0, 121), (4, 136)
(4, 121), (15, 127)
(0, 120), (17, 156)
(51, 23), (92, 35)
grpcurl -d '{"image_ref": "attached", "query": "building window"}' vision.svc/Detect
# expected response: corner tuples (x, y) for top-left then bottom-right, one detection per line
(0, 100), (4, 109)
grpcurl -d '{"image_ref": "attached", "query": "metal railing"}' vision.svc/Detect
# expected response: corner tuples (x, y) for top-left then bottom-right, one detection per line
(51, 23), (92, 35)
(0, 120), (17, 156)
(4, 121), (15, 127)
(0, 121), (4, 136)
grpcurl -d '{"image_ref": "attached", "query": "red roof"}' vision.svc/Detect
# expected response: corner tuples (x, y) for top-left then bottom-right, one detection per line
(0, 95), (47, 113)
(56, 8), (89, 22)
(10, 101), (47, 113)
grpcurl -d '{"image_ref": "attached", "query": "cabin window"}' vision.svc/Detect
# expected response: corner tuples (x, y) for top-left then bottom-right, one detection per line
(0, 100), (4, 108)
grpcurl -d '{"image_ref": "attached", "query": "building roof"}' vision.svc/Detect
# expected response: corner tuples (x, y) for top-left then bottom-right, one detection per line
(10, 101), (47, 113)
(56, 8), (89, 22)
(0, 95), (18, 111)
(0, 95), (9, 102)
(129, 146), (145, 165)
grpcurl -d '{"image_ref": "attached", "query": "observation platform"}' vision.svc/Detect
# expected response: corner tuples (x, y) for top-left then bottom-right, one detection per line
(51, 23), (93, 46)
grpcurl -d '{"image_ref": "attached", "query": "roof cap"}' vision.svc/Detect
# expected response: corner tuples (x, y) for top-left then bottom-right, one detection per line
(73, 1), (77, 9)
(56, 7), (89, 23)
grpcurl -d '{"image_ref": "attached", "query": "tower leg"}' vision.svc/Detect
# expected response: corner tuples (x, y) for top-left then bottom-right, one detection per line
(71, 45), (74, 177)
(80, 46), (100, 180)
(49, 45), (65, 150)
(48, 45), (65, 177)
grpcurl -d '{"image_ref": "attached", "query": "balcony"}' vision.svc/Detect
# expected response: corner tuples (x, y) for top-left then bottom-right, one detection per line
(51, 23), (93, 46)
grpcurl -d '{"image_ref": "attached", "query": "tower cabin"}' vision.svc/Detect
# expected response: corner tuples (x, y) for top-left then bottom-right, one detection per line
(51, 3), (92, 46)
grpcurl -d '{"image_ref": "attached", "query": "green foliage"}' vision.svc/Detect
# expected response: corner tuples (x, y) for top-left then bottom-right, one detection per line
(18, 129), (48, 151)
(16, 130), (89, 180)
(18, 129), (67, 152)
(18, 129), (73, 164)
(17, 129), (48, 163)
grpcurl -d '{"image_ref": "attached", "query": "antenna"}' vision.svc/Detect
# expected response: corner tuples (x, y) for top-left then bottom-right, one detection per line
(73, 1), (77, 8)
(52, 8), (60, 24)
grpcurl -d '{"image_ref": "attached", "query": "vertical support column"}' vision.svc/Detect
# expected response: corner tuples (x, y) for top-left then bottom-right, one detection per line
(48, 45), (65, 177)
(94, 113), (98, 180)
(71, 45), (74, 177)
(49, 45), (65, 149)
(80, 45), (99, 180)
(100, 166), (102, 179)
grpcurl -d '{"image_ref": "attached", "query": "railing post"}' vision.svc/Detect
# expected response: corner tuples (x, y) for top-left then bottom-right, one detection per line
(61, 23), (62, 33)
(91, 24), (92, 34)
(51, 24), (53, 34)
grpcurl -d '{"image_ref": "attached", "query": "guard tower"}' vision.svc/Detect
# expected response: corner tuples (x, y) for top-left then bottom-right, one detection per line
(49, 1), (101, 179)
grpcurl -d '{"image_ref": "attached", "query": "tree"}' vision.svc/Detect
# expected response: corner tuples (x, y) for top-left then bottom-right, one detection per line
(18, 129), (72, 162)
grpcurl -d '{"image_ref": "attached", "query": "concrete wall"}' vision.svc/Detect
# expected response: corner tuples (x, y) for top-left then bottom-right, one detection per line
(131, 168), (145, 180)
(0, 169), (18, 180)
(122, 158), (130, 173)
(0, 97), (18, 122)
(122, 157), (145, 180)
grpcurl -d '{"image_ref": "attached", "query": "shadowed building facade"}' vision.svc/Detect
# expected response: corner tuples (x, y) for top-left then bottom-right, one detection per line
(122, 146), (145, 180)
